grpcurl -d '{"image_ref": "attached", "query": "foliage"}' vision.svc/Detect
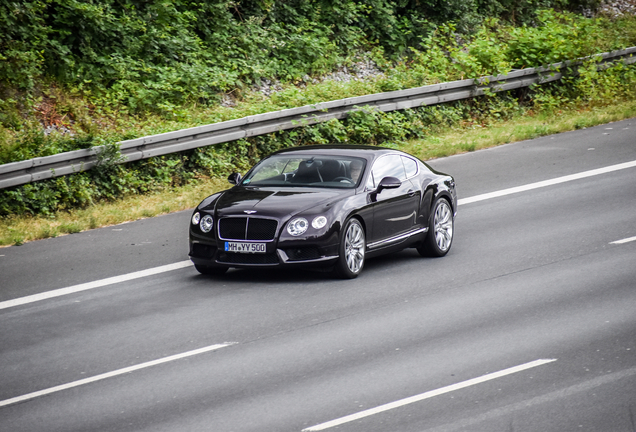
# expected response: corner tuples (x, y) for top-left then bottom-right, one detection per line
(1, 0), (611, 111)
(4, 55), (636, 217)
(1, 4), (636, 217)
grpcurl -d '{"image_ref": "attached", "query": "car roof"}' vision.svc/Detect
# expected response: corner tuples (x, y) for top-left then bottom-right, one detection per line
(270, 145), (405, 160)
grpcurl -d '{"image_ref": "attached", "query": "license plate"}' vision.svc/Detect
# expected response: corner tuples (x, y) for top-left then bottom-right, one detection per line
(225, 242), (266, 254)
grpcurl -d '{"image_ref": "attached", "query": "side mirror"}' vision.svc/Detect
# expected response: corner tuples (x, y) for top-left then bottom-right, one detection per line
(377, 176), (401, 193)
(228, 172), (242, 185)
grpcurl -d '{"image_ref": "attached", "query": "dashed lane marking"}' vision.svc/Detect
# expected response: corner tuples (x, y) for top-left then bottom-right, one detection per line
(0, 261), (193, 311)
(3, 160), (635, 311)
(458, 160), (636, 205)
(0, 342), (236, 408)
(303, 359), (557, 431)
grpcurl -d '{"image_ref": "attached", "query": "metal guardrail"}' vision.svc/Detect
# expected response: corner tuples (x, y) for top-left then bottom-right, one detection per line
(1, 46), (635, 190)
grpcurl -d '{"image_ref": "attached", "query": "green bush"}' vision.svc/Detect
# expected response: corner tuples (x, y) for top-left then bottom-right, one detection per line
(1, 0), (611, 112)
(1, 4), (636, 217)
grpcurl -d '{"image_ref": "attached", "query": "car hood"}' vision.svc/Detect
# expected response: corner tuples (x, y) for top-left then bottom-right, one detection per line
(213, 187), (347, 219)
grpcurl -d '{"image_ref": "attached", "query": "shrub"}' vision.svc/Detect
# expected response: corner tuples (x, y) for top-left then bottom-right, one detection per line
(1, 5), (635, 216)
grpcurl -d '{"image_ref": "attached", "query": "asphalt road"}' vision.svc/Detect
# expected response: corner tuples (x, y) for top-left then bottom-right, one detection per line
(1, 119), (635, 432)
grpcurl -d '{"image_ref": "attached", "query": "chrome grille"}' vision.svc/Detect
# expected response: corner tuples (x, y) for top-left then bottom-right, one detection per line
(218, 217), (278, 241)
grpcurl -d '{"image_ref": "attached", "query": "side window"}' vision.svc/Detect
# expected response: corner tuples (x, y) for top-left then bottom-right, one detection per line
(371, 155), (406, 187)
(365, 172), (376, 190)
(402, 156), (418, 178)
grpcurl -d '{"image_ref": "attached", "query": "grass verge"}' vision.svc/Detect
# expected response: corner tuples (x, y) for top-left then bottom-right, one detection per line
(401, 101), (636, 160)
(1, 99), (635, 247)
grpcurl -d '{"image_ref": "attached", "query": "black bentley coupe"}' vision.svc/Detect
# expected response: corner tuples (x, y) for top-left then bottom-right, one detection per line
(189, 145), (457, 278)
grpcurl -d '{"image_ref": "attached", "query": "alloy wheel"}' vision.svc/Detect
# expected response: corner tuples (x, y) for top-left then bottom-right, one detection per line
(344, 221), (365, 274)
(433, 200), (453, 252)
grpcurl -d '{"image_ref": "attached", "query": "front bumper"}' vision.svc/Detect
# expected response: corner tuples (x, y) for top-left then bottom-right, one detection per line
(189, 235), (339, 269)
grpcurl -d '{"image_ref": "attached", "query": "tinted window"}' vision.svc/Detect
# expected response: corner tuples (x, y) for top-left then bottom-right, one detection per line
(371, 155), (407, 187)
(402, 156), (418, 178)
(241, 155), (366, 188)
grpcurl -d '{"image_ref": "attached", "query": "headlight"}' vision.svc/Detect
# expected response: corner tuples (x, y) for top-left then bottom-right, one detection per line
(192, 212), (201, 225)
(312, 216), (327, 229)
(287, 217), (308, 236)
(200, 215), (214, 233)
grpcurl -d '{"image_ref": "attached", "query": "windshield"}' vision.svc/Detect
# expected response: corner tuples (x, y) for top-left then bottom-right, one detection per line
(241, 155), (366, 188)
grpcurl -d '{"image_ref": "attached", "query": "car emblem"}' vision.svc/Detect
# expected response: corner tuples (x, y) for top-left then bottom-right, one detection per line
(244, 210), (257, 214)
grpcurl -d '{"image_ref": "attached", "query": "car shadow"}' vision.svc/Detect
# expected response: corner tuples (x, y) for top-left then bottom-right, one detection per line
(187, 249), (432, 285)
(193, 266), (332, 284)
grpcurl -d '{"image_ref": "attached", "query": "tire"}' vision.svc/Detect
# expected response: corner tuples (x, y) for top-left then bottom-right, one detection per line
(334, 218), (365, 279)
(194, 264), (228, 276)
(418, 197), (454, 257)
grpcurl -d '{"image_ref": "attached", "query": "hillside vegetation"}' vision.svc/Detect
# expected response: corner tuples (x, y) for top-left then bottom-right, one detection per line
(1, 0), (606, 110)
(1, 0), (636, 224)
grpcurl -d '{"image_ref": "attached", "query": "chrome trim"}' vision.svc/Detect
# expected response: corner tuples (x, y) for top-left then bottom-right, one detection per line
(386, 210), (417, 222)
(367, 227), (428, 250)
(216, 261), (278, 267)
(278, 249), (338, 264)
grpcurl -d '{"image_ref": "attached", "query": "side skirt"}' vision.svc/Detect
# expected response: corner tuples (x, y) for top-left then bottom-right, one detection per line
(366, 227), (428, 252)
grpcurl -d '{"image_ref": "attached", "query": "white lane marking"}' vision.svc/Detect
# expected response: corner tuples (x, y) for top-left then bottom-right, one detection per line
(0, 260), (193, 311)
(610, 235), (636, 245)
(421, 365), (636, 432)
(5, 161), (636, 311)
(303, 359), (557, 432)
(458, 160), (636, 205)
(0, 342), (236, 408)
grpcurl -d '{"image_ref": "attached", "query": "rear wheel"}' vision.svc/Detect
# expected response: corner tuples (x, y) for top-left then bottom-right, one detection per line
(194, 264), (228, 276)
(418, 197), (454, 257)
(334, 218), (365, 279)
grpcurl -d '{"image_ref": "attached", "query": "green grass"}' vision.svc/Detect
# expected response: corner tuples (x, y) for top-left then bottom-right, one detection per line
(401, 101), (636, 161)
(2, 98), (635, 248)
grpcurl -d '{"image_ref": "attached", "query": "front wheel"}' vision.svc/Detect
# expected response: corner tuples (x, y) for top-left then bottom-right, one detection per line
(418, 197), (454, 257)
(334, 218), (365, 279)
